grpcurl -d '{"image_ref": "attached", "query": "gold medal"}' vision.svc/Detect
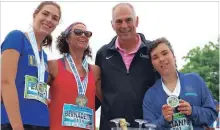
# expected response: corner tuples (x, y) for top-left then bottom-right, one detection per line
(76, 95), (88, 107)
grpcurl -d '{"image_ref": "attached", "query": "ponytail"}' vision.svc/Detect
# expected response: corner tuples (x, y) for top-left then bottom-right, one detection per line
(42, 34), (52, 47)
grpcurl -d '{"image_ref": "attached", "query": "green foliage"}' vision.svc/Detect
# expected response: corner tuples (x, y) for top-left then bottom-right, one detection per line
(180, 41), (219, 101)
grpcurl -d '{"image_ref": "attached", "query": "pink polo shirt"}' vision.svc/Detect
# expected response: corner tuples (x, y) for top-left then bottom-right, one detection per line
(116, 34), (141, 71)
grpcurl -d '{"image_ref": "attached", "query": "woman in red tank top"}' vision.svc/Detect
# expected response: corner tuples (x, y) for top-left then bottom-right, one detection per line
(47, 22), (102, 130)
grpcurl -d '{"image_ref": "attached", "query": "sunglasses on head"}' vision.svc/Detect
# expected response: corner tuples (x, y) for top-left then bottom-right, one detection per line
(71, 29), (92, 38)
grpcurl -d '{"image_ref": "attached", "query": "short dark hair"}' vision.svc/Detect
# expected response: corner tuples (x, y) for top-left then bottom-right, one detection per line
(150, 37), (174, 55)
(150, 37), (177, 67)
(56, 22), (92, 58)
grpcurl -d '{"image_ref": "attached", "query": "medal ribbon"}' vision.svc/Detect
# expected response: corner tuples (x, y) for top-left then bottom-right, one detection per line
(27, 28), (45, 83)
(65, 53), (88, 96)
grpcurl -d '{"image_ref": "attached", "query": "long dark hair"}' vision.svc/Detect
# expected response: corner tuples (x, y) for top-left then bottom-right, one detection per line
(56, 22), (92, 58)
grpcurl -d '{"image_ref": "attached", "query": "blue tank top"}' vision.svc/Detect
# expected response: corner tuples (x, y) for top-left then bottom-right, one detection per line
(1, 30), (49, 126)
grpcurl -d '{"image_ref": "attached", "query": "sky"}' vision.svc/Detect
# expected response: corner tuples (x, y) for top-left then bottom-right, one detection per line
(0, 1), (219, 128)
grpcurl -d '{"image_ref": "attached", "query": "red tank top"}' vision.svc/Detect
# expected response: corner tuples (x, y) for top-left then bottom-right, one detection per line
(49, 59), (96, 130)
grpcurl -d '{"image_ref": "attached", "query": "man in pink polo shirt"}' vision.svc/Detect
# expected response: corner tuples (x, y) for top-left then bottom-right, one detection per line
(115, 34), (142, 72)
(95, 3), (158, 130)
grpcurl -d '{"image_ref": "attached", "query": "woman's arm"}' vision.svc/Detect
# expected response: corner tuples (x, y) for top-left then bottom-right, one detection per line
(1, 49), (24, 130)
(46, 60), (58, 105)
(47, 60), (58, 86)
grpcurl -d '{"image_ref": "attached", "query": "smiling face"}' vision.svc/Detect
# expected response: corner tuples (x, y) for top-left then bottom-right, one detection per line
(151, 42), (177, 76)
(33, 4), (60, 36)
(67, 23), (91, 51)
(112, 4), (138, 41)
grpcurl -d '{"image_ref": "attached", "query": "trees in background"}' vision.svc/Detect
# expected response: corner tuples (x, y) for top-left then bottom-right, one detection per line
(180, 41), (219, 101)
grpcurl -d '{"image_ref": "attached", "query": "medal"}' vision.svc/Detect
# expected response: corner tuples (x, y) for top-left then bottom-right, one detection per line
(167, 95), (179, 108)
(37, 82), (45, 94)
(76, 95), (88, 107)
(24, 28), (48, 105)
(65, 53), (89, 107)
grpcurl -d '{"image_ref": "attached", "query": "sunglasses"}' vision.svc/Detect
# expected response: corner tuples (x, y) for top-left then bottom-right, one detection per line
(71, 29), (92, 38)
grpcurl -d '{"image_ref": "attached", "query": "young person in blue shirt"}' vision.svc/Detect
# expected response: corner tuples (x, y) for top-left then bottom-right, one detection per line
(143, 37), (218, 130)
(1, 1), (61, 130)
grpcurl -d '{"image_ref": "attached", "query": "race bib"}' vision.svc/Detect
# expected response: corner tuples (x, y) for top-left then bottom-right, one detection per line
(24, 75), (47, 105)
(170, 112), (193, 130)
(62, 103), (94, 130)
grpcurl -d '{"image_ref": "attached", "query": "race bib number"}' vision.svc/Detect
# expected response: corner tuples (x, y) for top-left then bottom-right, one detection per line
(170, 112), (193, 130)
(24, 75), (47, 105)
(62, 103), (94, 130)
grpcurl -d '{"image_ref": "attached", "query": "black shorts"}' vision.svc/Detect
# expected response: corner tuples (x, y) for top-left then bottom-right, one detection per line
(1, 124), (49, 130)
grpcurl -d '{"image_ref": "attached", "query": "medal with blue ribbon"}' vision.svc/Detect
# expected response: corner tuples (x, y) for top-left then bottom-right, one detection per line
(23, 28), (47, 104)
(65, 53), (89, 107)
